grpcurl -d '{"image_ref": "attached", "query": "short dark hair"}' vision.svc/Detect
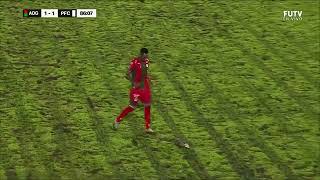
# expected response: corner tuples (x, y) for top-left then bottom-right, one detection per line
(140, 48), (148, 54)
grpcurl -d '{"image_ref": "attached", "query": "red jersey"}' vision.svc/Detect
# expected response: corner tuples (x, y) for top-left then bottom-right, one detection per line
(129, 57), (150, 89)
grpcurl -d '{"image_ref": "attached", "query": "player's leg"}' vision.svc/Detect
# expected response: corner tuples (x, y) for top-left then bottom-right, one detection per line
(113, 89), (138, 129)
(113, 104), (136, 129)
(144, 103), (153, 133)
(115, 105), (135, 123)
(142, 88), (153, 133)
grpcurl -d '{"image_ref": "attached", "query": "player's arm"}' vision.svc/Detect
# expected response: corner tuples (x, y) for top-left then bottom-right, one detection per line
(145, 58), (149, 69)
(145, 58), (150, 77)
(146, 59), (153, 78)
(145, 58), (156, 84)
(126, 60), (134, 81)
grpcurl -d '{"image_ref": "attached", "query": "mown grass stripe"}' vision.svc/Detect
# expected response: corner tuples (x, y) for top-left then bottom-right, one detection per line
(23, 18), (101, 178)
(191, 47), (317, 177)
(0, 96), (22, 180)
(13, 92), (49, 178)
(240, 47), (318, 118)
(184, 13), (315, 180)
(122, 5), (212, 179)
(125, 115), (169, 180)
(256, 1), (319, 57)
(210, 2), (319, 118)
(147, 2), (257, 178)
(94, 58), (167, 179)
(235, 1), (319, 65)
(33, 68), (74, 179)
(220, 59), (318, 175)
(1, 64), (53, 179)
(165, 2), (307, 178)
(85, 97), (128, 179)
(187, 0), (318, 139)
(1, 14), (58, 179)
(191, 66), (299, 179)
(124, 2), (228, 178)
(88, 61), (165, 179)
(156, 45), (298, 178)
(158, 60), (257, 179)
(58, 39), (128, 178)
(184, 2), (316, 178)
(154, 101), (211, 179)
(0, 49), (18, 180)
(171, 13), (316, 175)
(73, 15), (166, 179)
(56, 17), (124, 179)
(91, 62), (209, 179)
(217, 1), (319, 89)
(151, 63), (240, 178)
(196, 5), (319, 122)
(0, 7), (25, 179)
(49, 19), (130, 178)
(87, 4), (212, 178)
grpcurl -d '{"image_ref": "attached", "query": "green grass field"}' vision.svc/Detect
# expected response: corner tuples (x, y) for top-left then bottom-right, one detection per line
(0, 0), (319, 179)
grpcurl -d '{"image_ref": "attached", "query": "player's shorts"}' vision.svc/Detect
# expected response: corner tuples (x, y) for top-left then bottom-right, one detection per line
(129, 87), (151, 107)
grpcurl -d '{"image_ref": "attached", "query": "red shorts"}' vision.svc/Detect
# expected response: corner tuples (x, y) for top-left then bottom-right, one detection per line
(129, 87), (151, 106)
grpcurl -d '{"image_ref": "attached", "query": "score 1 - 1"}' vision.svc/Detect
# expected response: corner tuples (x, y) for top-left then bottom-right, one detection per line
(41, 9), (58, 18)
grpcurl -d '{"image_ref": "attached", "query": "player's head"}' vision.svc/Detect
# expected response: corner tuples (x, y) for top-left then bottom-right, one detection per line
(140, 48), (148, 60)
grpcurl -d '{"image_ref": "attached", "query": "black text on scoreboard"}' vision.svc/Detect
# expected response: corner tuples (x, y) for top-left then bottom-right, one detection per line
(23, 9), (96, 18)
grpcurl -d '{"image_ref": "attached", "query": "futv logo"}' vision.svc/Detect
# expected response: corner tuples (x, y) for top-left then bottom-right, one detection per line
(283, 11), (302, 21)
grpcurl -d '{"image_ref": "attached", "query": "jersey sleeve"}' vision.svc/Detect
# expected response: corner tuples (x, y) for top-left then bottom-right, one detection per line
(127, 60), (136, 83)
(129, 59), (135, 71)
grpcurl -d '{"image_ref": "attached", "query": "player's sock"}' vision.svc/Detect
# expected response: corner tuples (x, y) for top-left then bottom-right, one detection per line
(144, 106), (151, 129)
(116, 106), (134, 122)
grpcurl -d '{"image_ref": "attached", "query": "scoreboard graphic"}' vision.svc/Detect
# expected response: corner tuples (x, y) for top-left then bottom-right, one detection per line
(23, 9), (96, 18)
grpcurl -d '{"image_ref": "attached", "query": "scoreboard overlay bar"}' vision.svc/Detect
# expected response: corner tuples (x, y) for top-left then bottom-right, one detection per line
(23, 9), (96, 18)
